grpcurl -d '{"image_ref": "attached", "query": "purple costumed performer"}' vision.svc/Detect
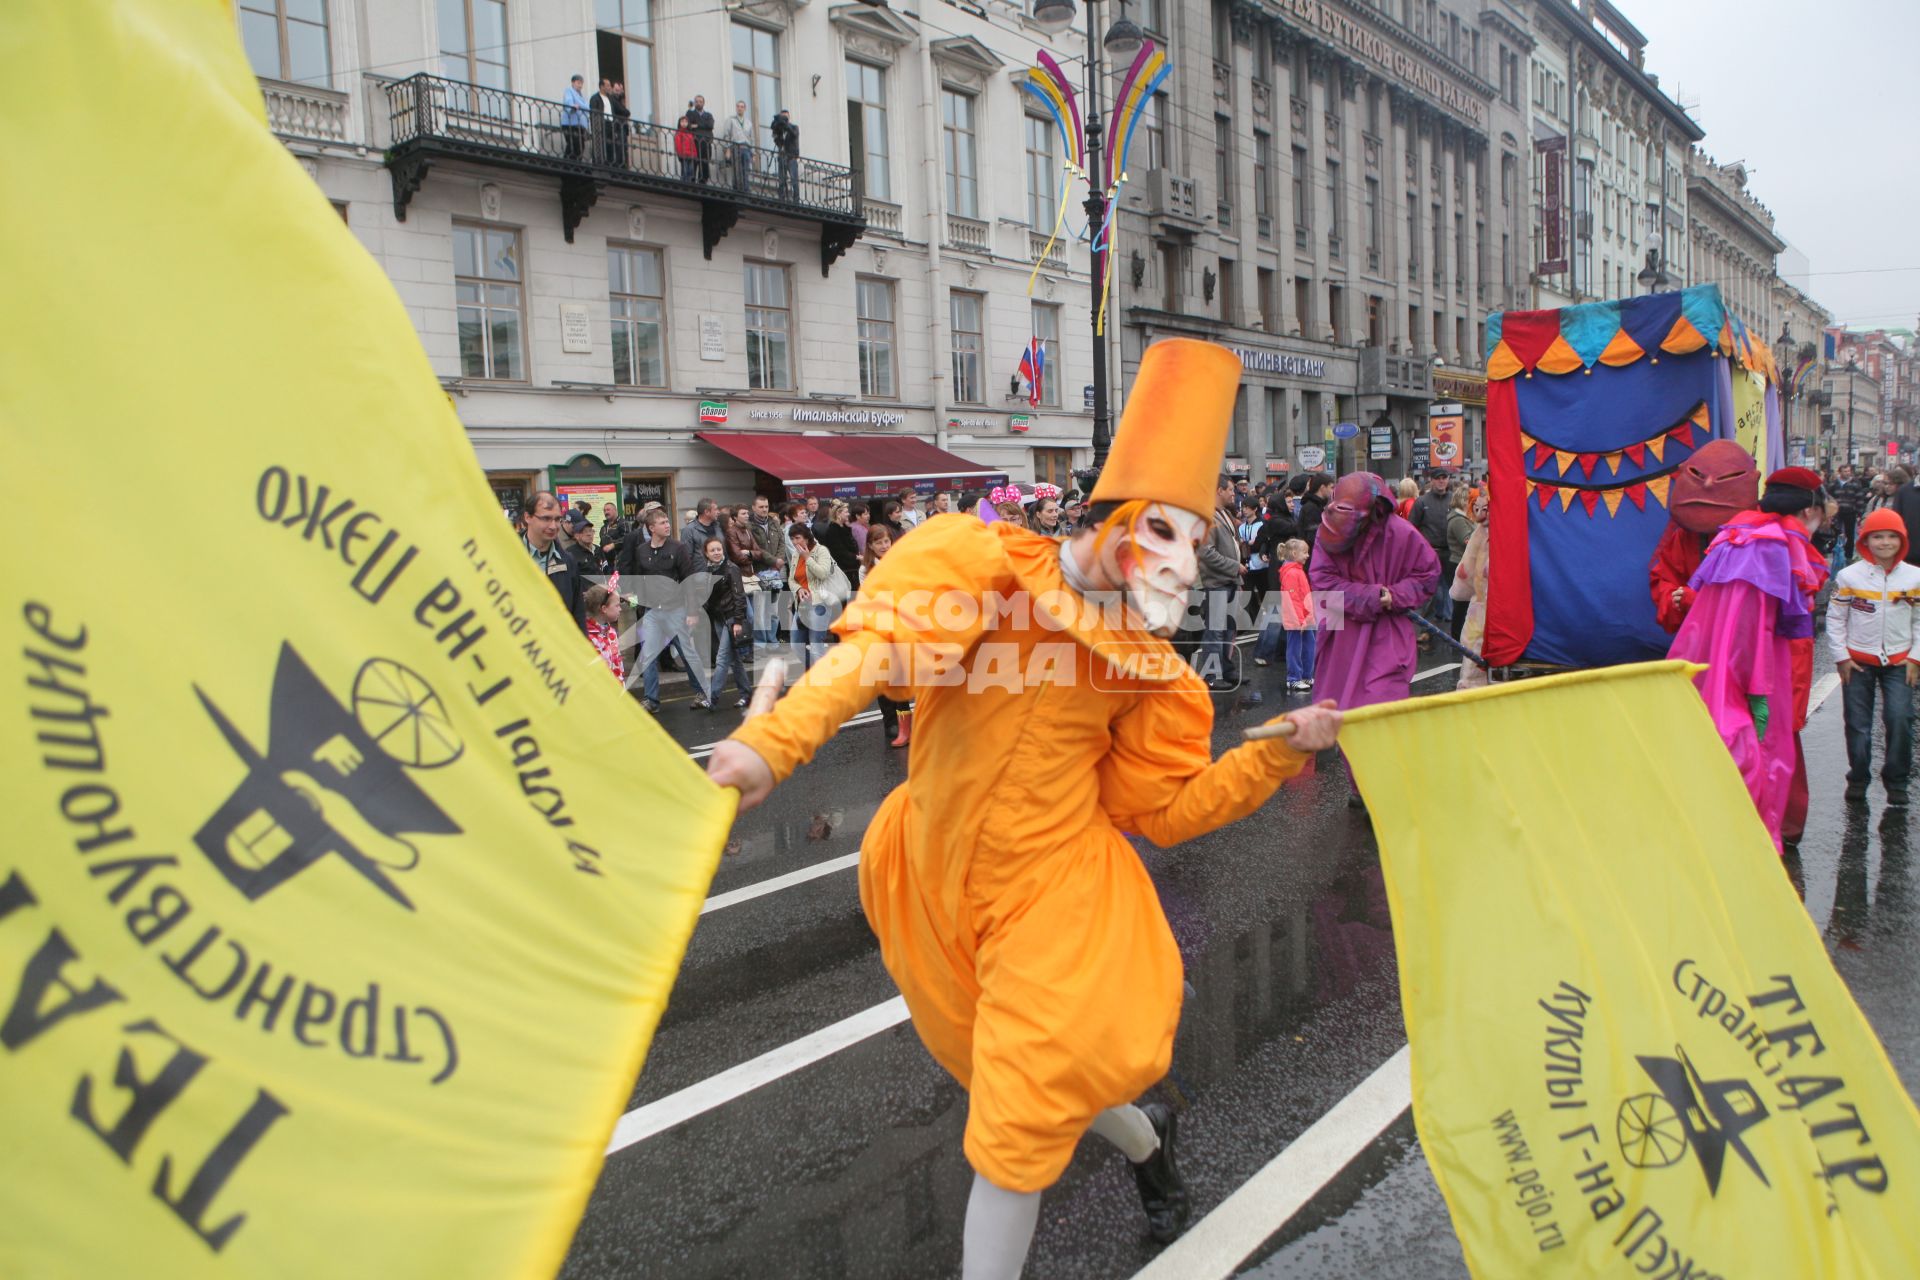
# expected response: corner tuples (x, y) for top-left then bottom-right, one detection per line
(1311, 472), (1441, 801)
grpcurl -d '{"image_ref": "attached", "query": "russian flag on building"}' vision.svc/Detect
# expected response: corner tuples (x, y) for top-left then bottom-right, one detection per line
(1017, 337), (1045, 407)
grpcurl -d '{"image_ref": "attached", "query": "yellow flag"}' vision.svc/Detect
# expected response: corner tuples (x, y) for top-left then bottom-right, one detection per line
(1, 2), (732, 1275)
(1343, 663), (1920, 1277)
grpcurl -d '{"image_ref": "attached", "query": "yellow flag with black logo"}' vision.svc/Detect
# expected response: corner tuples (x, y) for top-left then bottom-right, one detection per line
(0, 2), (733, 1275)
(1344, 662), (1920, 1276)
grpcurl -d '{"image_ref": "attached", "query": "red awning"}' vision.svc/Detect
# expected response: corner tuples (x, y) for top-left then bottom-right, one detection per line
(697, 431), (1007, 498)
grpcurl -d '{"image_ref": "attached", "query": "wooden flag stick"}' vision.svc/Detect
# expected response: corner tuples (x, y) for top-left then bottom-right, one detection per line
(1243, 719), (1298, 742)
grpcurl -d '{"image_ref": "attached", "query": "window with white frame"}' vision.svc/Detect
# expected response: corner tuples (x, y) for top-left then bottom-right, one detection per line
(731, 21), (782, 149)
(856, 277), (897, 399)
(943, 88), (979, 218)
(608, 244), (665, 387)
(1030, 302), (1061, 407)
(454, 223), (524, 380)
(240, 0), (331, 86)
(439, 0), (508, 90)
(744, 262), (792, 390)
(846, 60), (891, 202)
(1025, 114), (1057, 229)
(950, 291), (985, 404)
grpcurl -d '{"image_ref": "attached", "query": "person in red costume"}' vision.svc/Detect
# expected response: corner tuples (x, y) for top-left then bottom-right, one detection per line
(1648, 441), (1760, 633)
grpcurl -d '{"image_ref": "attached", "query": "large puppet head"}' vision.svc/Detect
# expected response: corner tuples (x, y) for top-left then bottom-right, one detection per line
(1671, 441), (1759, 535)
(1086, 338), (1241, 635)
(1317, 472), (1395, 555)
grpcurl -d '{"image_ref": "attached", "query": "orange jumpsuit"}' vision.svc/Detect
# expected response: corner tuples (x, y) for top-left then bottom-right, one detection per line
(731, 516), (1309, 1192)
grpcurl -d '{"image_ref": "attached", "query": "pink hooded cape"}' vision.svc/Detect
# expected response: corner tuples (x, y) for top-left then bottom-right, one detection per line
(1666, 511), (1828, 852)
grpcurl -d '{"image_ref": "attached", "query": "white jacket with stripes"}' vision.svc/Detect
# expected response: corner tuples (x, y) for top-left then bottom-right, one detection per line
(1826, 558), (1920, 665)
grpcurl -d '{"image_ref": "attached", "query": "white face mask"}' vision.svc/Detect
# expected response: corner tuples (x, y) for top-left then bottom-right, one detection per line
(1115, 502), (1206, 636)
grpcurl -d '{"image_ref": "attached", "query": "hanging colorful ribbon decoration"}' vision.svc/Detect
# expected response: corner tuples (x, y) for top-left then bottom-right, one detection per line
(1096, 42), (1168, 336)
(1018, 56), (1084, 297)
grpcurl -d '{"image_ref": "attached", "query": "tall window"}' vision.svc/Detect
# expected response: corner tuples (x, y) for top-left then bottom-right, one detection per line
(1214, 115), (1234, 229)
(1365, 176), (1381, 266)
(608, 245), (665, 387)
(454, 223), (523, 380)
(1253, 132), (1272, 239)
(1258, 267), (1276, 332)
(1431, 202), (1444, 283)
(950, 291), (985, 404)
(1406, 196), (1419, 271)
(1328, 284), (1344, 343)
(1025, 115), (1057, 229)
(1327, 159), (1343, 252)
(1030, 302), (1061, 407)
(856, 277), (897, 399)
(241, 0), (331, 86)
(1144, 93), (1168, 172)
(596, 0), (654, 124)
(1219, 258), (1236, 323)
(731, 22), (781, 149)
(1291, 146), (1309, 236)
(942, 89), (979, 218)
(439, 0), (508, 90)
(744, 262), (792, 390)
(846, 61), (890, 201)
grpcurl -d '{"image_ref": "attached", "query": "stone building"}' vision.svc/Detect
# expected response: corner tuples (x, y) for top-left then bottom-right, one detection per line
(1685, 152), (1783, 338)
(1098, 0), (1538, 481)
(1525, 0), (1699, 310)
(1770, 277), (1830, 465)
(244, 0), (1099, 521)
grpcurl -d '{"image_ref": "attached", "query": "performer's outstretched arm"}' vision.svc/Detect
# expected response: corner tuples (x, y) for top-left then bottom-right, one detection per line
(1101, 693), (1340, 847)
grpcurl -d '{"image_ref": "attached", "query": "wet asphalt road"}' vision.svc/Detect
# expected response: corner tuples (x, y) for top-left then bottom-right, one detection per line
(560, 647), (1919, 1279)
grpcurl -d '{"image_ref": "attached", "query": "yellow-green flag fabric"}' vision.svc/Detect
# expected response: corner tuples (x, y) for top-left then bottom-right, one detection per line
(1345, 662), (1920, 1276)
(1, 2), (733, 1275)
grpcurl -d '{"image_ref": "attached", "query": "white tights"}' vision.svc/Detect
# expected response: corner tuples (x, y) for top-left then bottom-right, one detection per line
(959, 1105), (1160, 1279)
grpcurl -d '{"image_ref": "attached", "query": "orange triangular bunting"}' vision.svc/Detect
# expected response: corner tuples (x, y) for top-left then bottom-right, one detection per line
(1690, 402), (1710, 430)
(1487, 341), (1524, 380)
(1525, 479), (1537, 496)
(1599, 327), (1646, 367)
(1558, 487), (1577, 511)
(1647, 475), (1672, 507)
(1662, 316), (1709, 355)
(1602, 488), (1625, 516)
(1555, 450), (1577, 476)
(1537, 335), (1585, 375)
(1520, 432), (1537, 450)
(1603, 451), (1624, 476)
(1647, 435), (1667, 462)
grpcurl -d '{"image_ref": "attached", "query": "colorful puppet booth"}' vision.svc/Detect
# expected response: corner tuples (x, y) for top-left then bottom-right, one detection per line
(1483, 285), (1783, 668)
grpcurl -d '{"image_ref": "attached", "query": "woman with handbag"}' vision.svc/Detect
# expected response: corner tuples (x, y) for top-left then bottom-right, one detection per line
(787, 523), (849, 670)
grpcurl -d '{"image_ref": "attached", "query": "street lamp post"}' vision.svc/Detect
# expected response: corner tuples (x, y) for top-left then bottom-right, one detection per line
(1033, 0), (1142, 472)
(1846, 355), (1857, 470)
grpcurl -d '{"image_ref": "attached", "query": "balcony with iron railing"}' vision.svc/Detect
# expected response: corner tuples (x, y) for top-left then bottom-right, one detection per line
(383, 73), (864, 273)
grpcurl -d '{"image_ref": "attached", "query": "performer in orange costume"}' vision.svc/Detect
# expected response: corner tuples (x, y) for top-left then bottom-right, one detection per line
(707, 340), (1341, 1277)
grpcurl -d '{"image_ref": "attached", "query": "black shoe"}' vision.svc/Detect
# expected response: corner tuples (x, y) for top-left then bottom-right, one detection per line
(1845, 783), (1868, 803)
(1131, 1103), (1191, 1245)
(1888, 790), (1909, 809)
(692, 697), (713, 711)
(734, 695), (750, 709)
(641, 698), (661, 713)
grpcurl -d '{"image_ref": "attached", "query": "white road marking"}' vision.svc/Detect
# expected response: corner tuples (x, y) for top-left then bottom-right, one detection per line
(1128, 1045), (1413, 1280)
(605, 996), (910, 1154)
(1809, 671), (1840, 716)
(701, 852), (862, 915)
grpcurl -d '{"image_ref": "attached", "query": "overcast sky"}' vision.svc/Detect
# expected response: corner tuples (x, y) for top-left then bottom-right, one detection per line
(1627, 1), (1918, 334)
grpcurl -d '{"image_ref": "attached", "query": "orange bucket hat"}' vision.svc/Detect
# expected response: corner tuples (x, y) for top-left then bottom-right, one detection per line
(1089, 339), (1242, 518)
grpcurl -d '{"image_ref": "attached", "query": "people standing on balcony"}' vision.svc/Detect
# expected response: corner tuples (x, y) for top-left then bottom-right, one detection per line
(673, 111), (697, 181)
(610, 81), (631, 167)
(690, 95), (715, 183)
(720, 99), (754, 192)
(590, 77), (618, 165)
(772, 108), (800, 200)
(562, 74), (589, 161)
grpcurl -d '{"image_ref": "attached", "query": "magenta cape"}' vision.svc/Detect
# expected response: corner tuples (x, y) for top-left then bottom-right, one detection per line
(1665, 513), (1821, 852)
(1309, 514), (1440, 710)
